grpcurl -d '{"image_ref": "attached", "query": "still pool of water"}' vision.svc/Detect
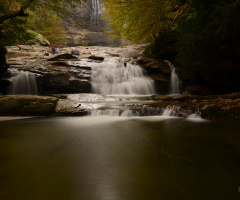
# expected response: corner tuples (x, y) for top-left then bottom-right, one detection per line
(0, 116), (240, 200)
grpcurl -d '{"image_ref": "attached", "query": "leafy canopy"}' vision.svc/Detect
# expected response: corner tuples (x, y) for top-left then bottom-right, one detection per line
(102, 0), (189, 43)
(0, 0), (87, 46)
(176, 0), (240, 67)
(103, 0), (240, 70)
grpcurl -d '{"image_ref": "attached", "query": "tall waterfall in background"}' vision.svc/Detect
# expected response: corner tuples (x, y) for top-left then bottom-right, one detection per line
(165, 60), (180, 94)
(90, 0), (102, 21)
(91, 57), (155, 95)
(7, 69), (38, 95)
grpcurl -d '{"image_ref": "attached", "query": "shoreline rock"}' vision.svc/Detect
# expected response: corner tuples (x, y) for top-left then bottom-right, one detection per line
(0, 95), (58, 116)
(1, 93), (240, 119)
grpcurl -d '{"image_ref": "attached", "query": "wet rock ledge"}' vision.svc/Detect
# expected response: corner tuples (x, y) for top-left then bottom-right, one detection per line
(0, 95), (58, 116)
(153, 93), (240, 119)
(1, 93), (240, 119)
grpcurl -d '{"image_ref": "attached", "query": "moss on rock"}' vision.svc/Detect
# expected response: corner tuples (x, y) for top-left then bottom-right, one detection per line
(0, 95), (58, 116)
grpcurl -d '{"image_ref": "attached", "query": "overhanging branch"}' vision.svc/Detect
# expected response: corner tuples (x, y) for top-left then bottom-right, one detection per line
(0, 0), (35, 24)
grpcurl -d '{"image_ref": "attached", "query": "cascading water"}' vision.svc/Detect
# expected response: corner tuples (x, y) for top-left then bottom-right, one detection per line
(90, 0), (102, 21)
(165, 60), (180, 94)
(7, 69), (38, 95)
(90, 105), (201, 118)
(91, 57), (155, 95)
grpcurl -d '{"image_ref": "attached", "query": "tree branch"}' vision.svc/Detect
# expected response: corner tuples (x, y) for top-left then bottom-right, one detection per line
(0, 0), (35, 24)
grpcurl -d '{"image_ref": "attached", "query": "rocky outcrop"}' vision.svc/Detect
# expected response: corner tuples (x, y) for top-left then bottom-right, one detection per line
(62, 0), (113, 46)
(137, 57), (171, 78)
(137, 56), (172, 94)
(0, 95), (58, 116)
(1, 92), (240, 119)
(6, 46), (92, 95)
(33, 60), (91, 94)
(154, 93), (240, 119)
(5, 45), (150, 95)
(34, 34), (50, 46)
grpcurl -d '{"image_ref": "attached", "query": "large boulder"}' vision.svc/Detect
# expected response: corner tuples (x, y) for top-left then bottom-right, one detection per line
(137, 57), (171, 94)
(0, 95), (58, 116)
(137, 57), (171, 76)
(35, 60), (92, 94)
(6, 48), (92, 94)
(34, 34), (50, 46)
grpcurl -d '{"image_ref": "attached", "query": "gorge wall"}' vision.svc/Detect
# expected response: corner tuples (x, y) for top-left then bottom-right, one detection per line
(63, 0), (114, 46)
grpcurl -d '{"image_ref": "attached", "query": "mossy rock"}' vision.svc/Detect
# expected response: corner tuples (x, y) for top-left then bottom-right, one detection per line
(0, 95), (58, 116)
(201, 104), (240, 119)
(26, 30), (50, 46)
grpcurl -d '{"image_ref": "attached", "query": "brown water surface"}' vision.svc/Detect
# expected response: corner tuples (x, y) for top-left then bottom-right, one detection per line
(0, 117), (239, 200)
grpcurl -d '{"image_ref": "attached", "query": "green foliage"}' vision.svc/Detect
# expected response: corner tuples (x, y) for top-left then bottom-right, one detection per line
(26, 30), (38, 37)
(27, 11), (66, 44)
(176, 0), (240, 69)
(0, 0), (87, 46)
(26, 39), (37, 45)
(103, 0), (240, 68)
(145, 30), (178, 60)
(102, 0), (188, 43)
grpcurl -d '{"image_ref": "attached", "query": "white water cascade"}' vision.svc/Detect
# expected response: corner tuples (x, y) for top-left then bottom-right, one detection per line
(7, 69), (38, 95)
(165, 60), (180, 94)
(91, 57), (156, 95)
(90, 0), (102, 21)
(90, 105), (201, 119)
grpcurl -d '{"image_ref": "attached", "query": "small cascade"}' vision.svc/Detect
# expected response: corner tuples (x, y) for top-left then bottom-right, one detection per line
(165, 60), (180, 94)
(91, 57), (155, 95)
(7, 69), (38, 95)
(91, 109), (121, 116)
(187, 113), (202, 119)
(90, 0), (102, 21)
(90, 105), (201, 118)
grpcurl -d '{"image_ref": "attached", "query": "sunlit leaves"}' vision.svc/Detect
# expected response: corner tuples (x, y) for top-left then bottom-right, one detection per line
(102, 0), (188, 43)
(0, 0), (87, 46)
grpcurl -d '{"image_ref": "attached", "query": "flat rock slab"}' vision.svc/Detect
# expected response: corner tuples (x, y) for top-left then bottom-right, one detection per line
(0, 95), (58, 116)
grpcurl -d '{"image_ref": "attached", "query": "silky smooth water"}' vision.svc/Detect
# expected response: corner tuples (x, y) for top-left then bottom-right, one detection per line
(91, 0), (102, 21)
(91, 57), (155, 95)
(0, 117), (239, 200)
(165, 60), (180, 94)
(7, 69), (38, 95)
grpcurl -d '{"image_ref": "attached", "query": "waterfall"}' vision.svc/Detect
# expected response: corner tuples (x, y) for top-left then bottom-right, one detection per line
(91, 57), (155, 95)
(90, 0), (102, 21)
(7, 69), (38, 95)
(90, 106), (201, 118)
(165, 60), (180, 94)
(91, 109), (121, 116)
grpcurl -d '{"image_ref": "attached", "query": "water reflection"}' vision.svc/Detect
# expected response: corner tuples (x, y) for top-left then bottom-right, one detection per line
(0, 117), (239, 200)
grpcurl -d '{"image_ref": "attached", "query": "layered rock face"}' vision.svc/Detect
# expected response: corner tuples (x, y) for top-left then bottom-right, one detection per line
(5, 45), (146, 95)
(63, 0), (112, 46)
(5, 46), (92, 95)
